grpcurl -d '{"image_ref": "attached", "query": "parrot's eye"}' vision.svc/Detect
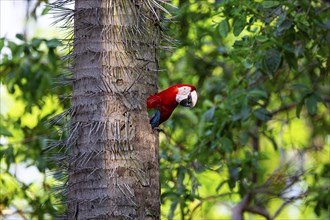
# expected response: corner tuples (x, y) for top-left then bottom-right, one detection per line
(179, 87), (190, 95)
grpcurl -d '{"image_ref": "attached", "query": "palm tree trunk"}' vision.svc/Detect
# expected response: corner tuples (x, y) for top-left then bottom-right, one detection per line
(67, 0), (160, 218)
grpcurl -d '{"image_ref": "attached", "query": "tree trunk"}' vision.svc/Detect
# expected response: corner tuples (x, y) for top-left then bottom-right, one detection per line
(67, 0), (160, 219)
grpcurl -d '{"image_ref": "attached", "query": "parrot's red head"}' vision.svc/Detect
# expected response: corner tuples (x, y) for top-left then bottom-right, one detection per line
(147, 84), (198, 129)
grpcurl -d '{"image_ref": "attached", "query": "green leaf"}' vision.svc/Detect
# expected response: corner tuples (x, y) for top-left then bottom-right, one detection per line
(168, 201), (178, 219)
(46, 39), (61, 48)
(42, 6), (51, 15)
(242, 58), (253, 69)
(233, 17), (246, 36)
(296, 100), (304, 118)
(254, 108), (272, 121)
(305, 95), (317, 115)
(265, 134), (278, 150)
(263, 48), (281, 74)
(257, 152), (269, 160)
(228, 166), (239, 189)
(0, 127), (12, 137)
(0, 38), (4, 51)
(3, 146), (15, 167)
(219, 19), (229, 38)
(262, 1), (280, 9)
(248, 89), (268, 100)
(32, 38), (43, 48)
(284, 51), (298, 69)
(216, 180), (228, 192)
(239, 132), (249, 145)
(255, 35), (268, 42)
(312, 92), (323, 103)
(183, 109), (198, 124)
(278, 19), (293, 32)
(16, 33), (25, 41)
(204, 107), (216, 121)
(292, 84), (309, 90)
(220, 137), (233, 153)
(238, 178), (247, 197)
(314, 201), (321, 216)
(232, 106), (250, 121)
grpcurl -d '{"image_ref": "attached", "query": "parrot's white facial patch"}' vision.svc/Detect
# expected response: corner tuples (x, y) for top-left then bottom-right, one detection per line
(176, 86), (198, 108)
(176, 86), (191, 102)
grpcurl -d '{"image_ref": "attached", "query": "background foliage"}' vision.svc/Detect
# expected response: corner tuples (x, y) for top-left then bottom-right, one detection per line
(0, 34), (68, 218)
(1, 0), (329, 219)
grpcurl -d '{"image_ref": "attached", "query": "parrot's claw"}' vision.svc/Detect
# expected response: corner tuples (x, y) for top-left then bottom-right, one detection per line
(153, 127), (164, 132)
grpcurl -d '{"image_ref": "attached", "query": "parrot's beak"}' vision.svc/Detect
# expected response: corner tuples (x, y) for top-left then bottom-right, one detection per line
(179, 90), (198, 108)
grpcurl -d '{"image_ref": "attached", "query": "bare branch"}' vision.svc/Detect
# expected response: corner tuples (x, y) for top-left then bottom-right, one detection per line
(272, 193), (307, 219)
(245, 206), (271, 220)
(232, 195), (251, 220)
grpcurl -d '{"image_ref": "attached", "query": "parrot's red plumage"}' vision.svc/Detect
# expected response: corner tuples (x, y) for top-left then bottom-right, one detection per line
(147, 84), (197, 128)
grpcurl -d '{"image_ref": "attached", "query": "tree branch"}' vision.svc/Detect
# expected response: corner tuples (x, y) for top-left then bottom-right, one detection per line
(190, 193), (234, 219)
(272, 193), (307, 219)
(232, 195), (251, 220)
(271, 102), (298, 116)
(271, 97), (330, 116)
(245, 206), (271, 220)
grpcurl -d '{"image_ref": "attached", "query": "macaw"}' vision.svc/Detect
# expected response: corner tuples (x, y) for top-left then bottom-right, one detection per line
(147, 84), (198, 129)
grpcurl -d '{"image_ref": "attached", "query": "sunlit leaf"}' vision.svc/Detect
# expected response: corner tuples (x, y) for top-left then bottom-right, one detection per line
(265, 134), (278, 150)
(216, 180), (227, 192)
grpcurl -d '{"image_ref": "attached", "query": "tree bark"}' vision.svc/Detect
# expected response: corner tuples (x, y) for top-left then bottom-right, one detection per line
(67, 0), (160, 219)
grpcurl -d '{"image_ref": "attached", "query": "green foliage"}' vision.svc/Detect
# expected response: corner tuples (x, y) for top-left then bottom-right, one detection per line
(0, 34), (68, 219)
(1, 35), (62, 111)
(1, 0), (329, 219)
(159, 0), (330, 219)
(310, 163), (330, 217)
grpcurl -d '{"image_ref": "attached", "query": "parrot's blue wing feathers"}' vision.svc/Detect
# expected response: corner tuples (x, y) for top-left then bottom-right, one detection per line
(149, 109), (161, 129)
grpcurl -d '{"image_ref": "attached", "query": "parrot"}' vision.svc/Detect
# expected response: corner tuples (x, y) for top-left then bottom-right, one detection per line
(147, 84), (198, 129)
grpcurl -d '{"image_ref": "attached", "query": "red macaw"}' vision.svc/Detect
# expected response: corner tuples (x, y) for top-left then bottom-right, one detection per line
(147, 84), (198, 129)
